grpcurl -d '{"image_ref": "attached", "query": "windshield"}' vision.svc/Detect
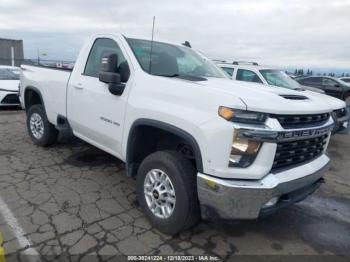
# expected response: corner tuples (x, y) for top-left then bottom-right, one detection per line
(260, 69), (300, 90)
(339, 79), (350, 86)
(126, 38), (226, 80)
(0, 69), (20, 80)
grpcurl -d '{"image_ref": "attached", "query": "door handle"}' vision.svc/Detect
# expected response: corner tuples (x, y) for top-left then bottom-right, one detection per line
(74, 83), (84, 89)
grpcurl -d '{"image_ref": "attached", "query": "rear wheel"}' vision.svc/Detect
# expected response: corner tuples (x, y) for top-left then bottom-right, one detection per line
(136, 151), (200, 235)
(26, 105), (58, 146)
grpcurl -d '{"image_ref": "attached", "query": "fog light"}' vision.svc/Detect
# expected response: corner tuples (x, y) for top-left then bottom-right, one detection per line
(229, 137), (261, 168)
(263, 197), (279, 208)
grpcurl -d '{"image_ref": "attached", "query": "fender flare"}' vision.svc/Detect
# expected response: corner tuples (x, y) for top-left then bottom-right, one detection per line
(126, 118), (203, 175)
(24, 86), (45, 111)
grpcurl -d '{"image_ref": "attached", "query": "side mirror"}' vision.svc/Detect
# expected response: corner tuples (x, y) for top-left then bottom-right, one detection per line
(334, 84), (340, 88)
(98, 54), (125, 96)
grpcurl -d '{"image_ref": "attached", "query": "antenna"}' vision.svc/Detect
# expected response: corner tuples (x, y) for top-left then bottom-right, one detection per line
(149, 16), (155, 74)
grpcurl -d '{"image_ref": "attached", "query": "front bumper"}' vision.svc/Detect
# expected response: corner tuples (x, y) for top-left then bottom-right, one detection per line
(0, 90), (20, 106)
(197, 156), (330, 220)
(334, 107), (350, 132)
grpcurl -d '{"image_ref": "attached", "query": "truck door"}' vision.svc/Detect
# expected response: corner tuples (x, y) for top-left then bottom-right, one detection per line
(67, 38), (131, 158)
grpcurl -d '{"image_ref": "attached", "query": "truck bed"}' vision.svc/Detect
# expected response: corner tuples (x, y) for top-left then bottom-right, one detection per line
(20, 64), (72, 124)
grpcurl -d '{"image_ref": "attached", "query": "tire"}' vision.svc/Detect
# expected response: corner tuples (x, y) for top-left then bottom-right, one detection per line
(26, 104), (58, 147)
(136, 150), (200, 235)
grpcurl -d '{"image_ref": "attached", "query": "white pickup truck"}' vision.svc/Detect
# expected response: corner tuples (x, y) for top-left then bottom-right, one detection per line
(20, 33), (334, 234)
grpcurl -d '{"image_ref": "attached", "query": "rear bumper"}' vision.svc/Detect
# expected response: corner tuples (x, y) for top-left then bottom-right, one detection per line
(197, 155), (330, 220)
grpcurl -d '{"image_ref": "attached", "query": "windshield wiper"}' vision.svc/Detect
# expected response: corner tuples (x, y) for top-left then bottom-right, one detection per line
(153, 73), (207, 81)
(153, 73), (180, 78)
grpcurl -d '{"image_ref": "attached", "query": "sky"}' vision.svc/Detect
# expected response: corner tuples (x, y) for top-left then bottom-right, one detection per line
(0, 0), (350, 72)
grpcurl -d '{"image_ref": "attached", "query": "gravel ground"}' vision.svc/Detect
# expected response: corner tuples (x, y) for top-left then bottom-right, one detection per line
(0, 109), (349, 261)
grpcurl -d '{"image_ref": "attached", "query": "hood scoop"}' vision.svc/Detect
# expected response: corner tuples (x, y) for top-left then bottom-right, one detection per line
(279, 94), (309, 100)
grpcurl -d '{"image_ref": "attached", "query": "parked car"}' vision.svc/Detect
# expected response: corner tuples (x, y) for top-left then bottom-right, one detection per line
(218, 62), (325, 94)
(21, 33), (336, 234)
(216, 62), (349, 133)
(295, 76), (350, 105)
(339, 77), (350, 84)
(0, 65), (21, 106)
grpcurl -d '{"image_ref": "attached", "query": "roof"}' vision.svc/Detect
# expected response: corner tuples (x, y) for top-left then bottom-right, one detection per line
(216, 62), (277, 71)
(89, 33), (189, 49)
(0, 38), (23, 42)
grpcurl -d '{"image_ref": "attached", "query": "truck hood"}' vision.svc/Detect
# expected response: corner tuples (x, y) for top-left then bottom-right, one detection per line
(301, 90), (346, 110)
(199, 78), (333, 114)
(0, 80), (19, 92)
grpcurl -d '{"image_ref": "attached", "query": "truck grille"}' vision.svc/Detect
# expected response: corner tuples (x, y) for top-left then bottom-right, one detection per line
(1, 94), (19, 104)
(272, 134), (328, 172)
(271, 113), (330, 129)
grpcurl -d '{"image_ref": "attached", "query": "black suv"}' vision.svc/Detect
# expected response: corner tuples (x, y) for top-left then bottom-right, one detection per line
(295, 76), (350, 104)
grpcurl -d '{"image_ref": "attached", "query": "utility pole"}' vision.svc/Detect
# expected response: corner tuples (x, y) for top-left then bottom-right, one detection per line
(11, 46), (15, 67)
(37, 48), (40, 65)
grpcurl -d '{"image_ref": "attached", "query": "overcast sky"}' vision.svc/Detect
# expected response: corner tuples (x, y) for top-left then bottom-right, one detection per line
(1, 0), (350, 70)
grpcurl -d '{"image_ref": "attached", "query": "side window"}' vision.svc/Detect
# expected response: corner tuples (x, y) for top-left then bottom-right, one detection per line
(221, 67), (234, 77)
(322, 78), (338, 87)
(84, 38), (128, 79)
(303, 77), (322, 86)
(236, 69), (263, 84)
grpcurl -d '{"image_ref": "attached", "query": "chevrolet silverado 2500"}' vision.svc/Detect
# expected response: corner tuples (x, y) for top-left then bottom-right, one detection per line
(20, 34), (335, 234)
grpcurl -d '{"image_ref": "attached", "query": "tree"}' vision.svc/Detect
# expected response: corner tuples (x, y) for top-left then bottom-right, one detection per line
(294, 69), (298, 75)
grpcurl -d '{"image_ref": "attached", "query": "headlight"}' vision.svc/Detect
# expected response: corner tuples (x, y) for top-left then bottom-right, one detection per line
(333, 108), (347, 119)
(218, 106), (267, 124)
(229, 136), (261, 168)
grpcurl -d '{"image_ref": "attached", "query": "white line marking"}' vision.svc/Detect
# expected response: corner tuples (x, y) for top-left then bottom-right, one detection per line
(0, 195), (40, 260)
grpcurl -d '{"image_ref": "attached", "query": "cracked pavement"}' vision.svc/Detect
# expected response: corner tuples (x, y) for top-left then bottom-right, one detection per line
(0, 109), (349, 261)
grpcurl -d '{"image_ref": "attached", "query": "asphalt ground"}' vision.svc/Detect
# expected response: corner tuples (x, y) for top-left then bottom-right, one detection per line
(0, 109), (349, 262)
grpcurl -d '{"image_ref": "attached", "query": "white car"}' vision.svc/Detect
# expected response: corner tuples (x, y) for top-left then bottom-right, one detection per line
(0, 65), (21, 106)
(21, 34), (336, 234)
(217, 62), (349, 132)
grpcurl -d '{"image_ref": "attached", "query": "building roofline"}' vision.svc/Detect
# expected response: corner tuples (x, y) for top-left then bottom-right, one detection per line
(0, 38), (23, 42)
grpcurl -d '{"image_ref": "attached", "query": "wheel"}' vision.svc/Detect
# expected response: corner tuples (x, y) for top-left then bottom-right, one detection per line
(136, 151), (200, 235)
(26, 105), (58, 146)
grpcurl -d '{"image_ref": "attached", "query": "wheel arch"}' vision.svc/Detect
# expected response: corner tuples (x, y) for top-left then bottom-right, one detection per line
(24, 86), (45, 112)
(126, 119), (203, 177)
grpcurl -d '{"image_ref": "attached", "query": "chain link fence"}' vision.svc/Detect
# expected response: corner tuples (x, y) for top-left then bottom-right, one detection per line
(0, 58), (75, 69)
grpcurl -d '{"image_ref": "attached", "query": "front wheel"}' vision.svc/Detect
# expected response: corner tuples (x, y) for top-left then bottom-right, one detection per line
(26, 105), (58, 147)
(136, 151), (200, 235)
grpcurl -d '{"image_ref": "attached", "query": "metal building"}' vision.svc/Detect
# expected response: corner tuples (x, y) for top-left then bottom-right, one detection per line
(0, 38), (24, 67)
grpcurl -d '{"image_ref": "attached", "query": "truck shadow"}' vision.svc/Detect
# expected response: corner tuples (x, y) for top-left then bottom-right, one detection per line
(64, 146), (124, 167)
